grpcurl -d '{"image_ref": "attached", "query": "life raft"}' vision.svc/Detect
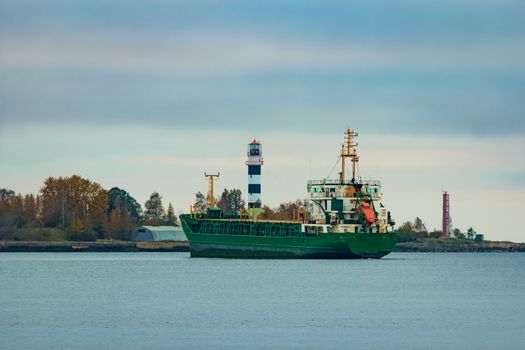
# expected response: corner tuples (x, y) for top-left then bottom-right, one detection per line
(357, 203), (376, 224)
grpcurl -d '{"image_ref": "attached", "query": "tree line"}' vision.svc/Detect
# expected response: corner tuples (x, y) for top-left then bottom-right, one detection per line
(192, 188), (246, 214)
(192, 189), (312, 221)
(2, 178), (305, 242)
(396, 217), (473, 242)
(0, 175), (177, 241)
(4, 176), (455, 242)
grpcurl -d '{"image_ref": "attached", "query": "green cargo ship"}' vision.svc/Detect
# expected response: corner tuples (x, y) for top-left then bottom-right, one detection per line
(180, 129), (396, 258)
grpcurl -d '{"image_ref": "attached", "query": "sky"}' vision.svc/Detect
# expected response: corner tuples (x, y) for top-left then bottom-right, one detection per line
(1, 0), (524, 241)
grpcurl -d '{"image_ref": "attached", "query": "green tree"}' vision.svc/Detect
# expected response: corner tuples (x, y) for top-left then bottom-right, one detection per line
(217, 188), (246, 214)
(217, 189), (229, 213)
(194, 192), (207, 214)
(0, 188), (15, 202)
(429, 230), (442, 238)
(453, 228), (465, 239)
(165, 202), (179, 226)
(144, 192), (165, 225)
(108, 187), (143, 223)
(413, 217), (427, 233)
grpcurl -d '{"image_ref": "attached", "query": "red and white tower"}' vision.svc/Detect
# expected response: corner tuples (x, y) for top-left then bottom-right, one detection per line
(442, 191), (452, 238)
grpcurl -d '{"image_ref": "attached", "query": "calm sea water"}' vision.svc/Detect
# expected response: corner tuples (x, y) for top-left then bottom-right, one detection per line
(1, 252), (524, 350)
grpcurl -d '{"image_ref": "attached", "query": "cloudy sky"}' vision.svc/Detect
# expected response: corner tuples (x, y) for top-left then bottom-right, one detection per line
(1, 0), (524, 241)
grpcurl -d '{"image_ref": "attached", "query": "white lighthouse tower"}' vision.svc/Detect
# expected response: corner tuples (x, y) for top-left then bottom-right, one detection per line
(245, 140), (263, 208)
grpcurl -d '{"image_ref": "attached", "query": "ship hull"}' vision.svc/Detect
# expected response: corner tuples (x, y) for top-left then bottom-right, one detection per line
(188, 240), (393, 259)
(181, 216), (396, 259)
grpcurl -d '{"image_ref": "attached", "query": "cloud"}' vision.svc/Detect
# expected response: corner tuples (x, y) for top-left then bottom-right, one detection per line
(1, 1), (524, 136)
(124, 155), (241, 169)
(1, 32), (524, 75)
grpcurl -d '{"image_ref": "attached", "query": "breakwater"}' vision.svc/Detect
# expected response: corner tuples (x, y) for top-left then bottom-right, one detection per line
(396, 239), (525, 252)
(0, 240), (189, 252)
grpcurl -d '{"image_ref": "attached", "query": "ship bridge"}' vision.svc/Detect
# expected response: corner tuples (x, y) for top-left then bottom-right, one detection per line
(307, 179), (382, 201)
(306, 177), (386, 229)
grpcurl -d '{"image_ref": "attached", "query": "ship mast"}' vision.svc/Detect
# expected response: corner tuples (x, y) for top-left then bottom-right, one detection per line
(340, 128), (359, 181)
(204, 172), (220, 207)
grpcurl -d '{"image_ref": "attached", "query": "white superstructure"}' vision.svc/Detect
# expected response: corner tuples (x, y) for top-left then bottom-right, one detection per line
(306, 129), (394, 233)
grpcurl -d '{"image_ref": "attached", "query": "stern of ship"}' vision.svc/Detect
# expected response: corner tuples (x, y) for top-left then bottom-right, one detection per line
(341, 231), (397, 258)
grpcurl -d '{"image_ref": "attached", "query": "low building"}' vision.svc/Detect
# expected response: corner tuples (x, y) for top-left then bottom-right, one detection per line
(131, 226), (187, 242)
(474, 234), (484, 242)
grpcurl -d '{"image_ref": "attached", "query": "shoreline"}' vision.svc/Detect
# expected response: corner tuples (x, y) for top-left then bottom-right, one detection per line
(396, 239), (525, 253)
(0, 240), (189, 252)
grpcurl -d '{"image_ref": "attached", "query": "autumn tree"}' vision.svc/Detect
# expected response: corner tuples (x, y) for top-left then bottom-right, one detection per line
(144, 192), (165, 225)
(107, 196), (122, 239)
(22, 194), (38, 224)
(260, 199), (312, 221)
(397, 221), (414, 232)
(0, 188), (16, 228)
(259, 205), (274, 220)
(0, 189), (41, 230)
(40, 175), (108, 240)
(107, 187), (142, 239)
(11, 194), (25, 227)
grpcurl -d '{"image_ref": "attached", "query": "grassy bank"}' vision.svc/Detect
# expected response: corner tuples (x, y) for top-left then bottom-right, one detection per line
(0, 240), (189, 252)
(0, 227), (69, 242)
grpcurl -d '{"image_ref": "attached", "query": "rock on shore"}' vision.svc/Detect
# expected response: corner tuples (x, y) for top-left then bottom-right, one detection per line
(396, 239), (525, 252)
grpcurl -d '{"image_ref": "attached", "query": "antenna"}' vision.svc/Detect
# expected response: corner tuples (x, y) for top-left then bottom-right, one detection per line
(340, 128), (359, 181)
(204, 172), (220, 208)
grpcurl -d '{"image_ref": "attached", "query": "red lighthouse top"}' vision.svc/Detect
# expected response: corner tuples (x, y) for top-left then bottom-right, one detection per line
(247, 139), (262, 158)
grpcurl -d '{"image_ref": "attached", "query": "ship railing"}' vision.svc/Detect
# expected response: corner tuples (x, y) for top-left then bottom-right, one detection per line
(307, 179), (381, 186)
(308, 192), (381, 200)
(194, 218), (307, 238)
(182, 214), (315, 237)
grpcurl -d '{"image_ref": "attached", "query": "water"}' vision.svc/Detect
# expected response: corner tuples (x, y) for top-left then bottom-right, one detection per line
(1, 252), (524, 350)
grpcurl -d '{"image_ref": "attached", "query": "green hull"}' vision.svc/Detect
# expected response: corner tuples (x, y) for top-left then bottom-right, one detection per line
(180, 215), (396, 259)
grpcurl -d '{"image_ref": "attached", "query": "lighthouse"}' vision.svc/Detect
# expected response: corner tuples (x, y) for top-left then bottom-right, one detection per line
(442, 191), (452, 238)
(246, 140), (263, 208)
